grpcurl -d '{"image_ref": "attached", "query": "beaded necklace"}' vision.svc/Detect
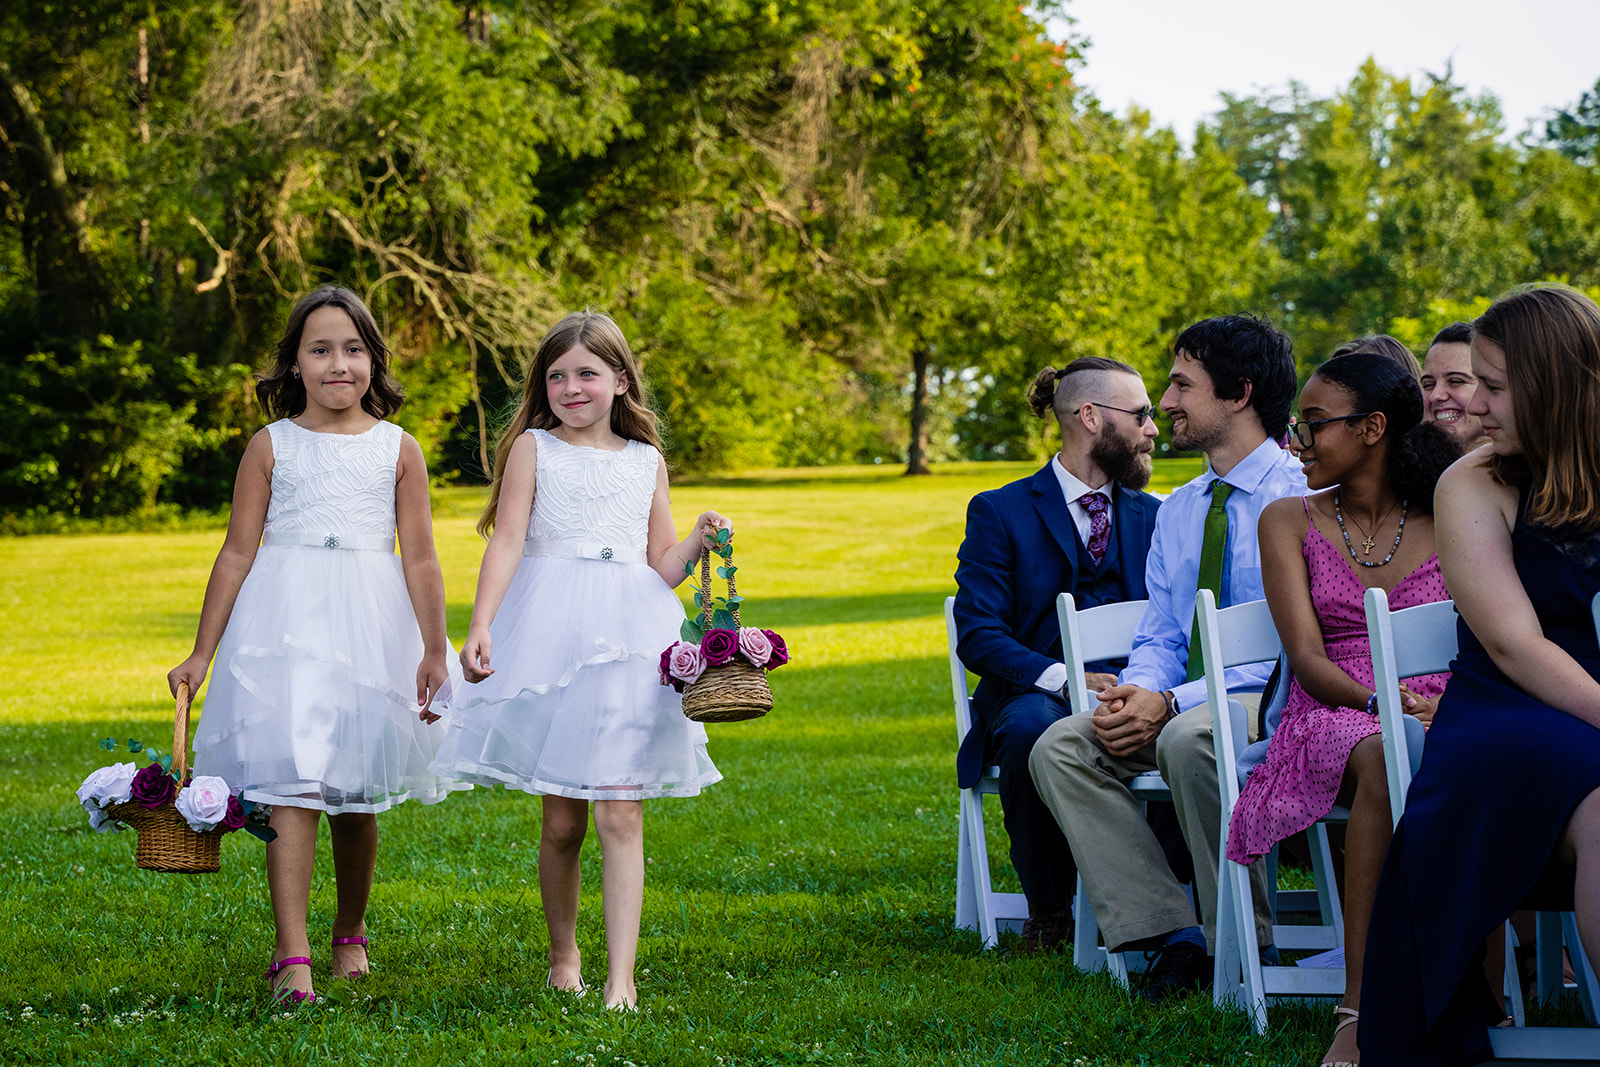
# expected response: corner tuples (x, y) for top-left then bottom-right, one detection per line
(1334, 488), (1408, 567)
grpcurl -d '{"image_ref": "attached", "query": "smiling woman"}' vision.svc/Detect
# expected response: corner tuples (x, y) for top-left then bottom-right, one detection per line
(1420, 323), (1486, 449)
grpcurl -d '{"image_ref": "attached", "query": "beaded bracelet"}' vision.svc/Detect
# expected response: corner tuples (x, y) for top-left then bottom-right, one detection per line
(1365, 692), (1380, 716)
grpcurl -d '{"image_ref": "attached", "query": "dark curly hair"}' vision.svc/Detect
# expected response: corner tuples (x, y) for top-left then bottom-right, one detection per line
(1171, 314), (1297, 441)
(255, 285), (405, 420)
(1311, 352), (1463, 513)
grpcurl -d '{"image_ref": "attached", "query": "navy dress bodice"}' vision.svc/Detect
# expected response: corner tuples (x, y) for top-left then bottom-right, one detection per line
(1362, 497), (1600, 1066)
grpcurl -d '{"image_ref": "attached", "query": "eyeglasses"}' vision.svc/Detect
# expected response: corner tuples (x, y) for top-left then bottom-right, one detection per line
(1087, 402), (1155, 427)
(1289, 412), (1374, 449)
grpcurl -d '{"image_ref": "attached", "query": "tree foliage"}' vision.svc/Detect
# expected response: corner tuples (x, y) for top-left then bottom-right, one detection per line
(0, 6), (1596, 517)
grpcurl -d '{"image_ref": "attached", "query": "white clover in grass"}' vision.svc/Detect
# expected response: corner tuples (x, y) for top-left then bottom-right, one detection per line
(173, 775), (231, 831)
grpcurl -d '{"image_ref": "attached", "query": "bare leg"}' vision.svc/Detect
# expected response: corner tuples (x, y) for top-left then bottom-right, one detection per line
(1325, 735), (1392, 1064)
(265, 805), (322, 999)
(1559, 787), (1600, 968)
(593, 798), (644, 1009)
(541, 795), (589, 991)
(328, 811), (378, 976)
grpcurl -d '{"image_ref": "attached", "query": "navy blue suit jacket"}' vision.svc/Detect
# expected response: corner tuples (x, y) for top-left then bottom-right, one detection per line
(953, 462), (1161, 788)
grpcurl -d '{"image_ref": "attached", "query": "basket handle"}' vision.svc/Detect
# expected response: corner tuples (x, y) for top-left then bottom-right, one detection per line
(172, 681), (192, 782)
(698, 542), (739, 630)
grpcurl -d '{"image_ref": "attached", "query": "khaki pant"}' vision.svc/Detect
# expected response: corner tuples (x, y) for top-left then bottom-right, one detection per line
(1028, 699), (1273, 954)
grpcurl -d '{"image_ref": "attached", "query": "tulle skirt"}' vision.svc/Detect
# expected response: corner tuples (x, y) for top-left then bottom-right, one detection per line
(192, 545), (469, 814)
(429, 554), (721, 801)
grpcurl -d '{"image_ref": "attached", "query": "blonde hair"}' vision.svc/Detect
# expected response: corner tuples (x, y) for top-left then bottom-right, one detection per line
(1476, 285), (1600, 531)
(479, 311), (662, 536)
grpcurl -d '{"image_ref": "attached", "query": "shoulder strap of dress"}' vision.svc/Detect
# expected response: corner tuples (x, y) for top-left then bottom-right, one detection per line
(1302, 495), (1311, 521)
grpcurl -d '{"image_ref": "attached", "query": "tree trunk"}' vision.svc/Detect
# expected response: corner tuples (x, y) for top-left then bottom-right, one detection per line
(905, 341), (932, 475)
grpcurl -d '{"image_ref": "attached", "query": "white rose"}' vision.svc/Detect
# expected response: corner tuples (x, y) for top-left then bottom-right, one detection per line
(173, 776), (232, 832)
(77, 762), (137, 810)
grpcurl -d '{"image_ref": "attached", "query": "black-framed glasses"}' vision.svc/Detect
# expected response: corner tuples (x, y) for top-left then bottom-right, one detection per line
(1088, 402), (1154, 427)
(1289, 411), (1374, 449)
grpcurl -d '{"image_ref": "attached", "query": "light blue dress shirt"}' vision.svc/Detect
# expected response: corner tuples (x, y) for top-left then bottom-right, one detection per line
(1119, 436), (1307, 711)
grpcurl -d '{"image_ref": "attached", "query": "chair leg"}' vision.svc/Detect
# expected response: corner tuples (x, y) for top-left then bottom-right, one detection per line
(962, 789), (1001, 950)
(1217, 856), (1269, 1034)
(1563, 912), (1600, 1025)
(955, 796), (978, 934)
(1073, 873), (1108, 975)
(1538, 911), (1565, 1003)
(1505, 922), (1528, 1028)
(1309, 822), (1345, 948)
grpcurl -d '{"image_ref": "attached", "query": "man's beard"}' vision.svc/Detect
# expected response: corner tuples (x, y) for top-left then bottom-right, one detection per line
(1091, 426), (1154, 491)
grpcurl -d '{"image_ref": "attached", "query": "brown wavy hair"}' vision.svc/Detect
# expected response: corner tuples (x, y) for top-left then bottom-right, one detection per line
(255, 285), (405, 419)
(479, 310), (661, 536)
(1476, 285), (1600, 531)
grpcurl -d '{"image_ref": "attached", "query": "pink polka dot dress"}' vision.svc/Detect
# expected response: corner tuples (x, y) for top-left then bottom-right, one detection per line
(1225, 500), (1450, 865)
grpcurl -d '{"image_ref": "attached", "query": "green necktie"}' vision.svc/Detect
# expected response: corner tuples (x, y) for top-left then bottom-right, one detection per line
(1186, 479), (1234, 683)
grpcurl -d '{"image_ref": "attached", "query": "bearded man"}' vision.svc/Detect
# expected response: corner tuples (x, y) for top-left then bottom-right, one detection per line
(953, 356), (1163, 954)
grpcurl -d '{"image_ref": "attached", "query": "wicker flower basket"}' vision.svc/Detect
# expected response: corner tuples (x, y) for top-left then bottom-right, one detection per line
(105, 682), (223, 873)
(681, 548), (774, 724)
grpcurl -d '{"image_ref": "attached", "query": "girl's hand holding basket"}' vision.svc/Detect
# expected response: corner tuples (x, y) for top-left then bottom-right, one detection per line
(77, 681), (276, 873)
(658, 527), (788, 723)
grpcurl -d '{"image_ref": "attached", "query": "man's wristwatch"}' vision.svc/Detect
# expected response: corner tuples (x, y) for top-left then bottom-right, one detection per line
(1162, 690), (1180, 721)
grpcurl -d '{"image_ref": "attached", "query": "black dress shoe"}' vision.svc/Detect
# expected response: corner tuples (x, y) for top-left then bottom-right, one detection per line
(1138, 940), (1210, 1003)
(1004, 905), (1073, 958)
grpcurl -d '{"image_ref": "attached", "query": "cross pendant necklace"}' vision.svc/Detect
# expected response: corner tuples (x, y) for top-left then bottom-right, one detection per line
(1360, 534), (1376, 556)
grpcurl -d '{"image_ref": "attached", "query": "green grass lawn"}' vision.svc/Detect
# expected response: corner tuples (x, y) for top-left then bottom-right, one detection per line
(0, 457), (1350, 1065)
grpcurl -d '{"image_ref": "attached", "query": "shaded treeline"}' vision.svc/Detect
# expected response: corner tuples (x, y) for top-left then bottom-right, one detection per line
(2, 1), (1598, 517)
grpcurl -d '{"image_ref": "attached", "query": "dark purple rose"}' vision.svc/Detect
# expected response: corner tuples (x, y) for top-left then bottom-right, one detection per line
(701, 628), (738, 668)
(659, 646), (676, 688)
(129, 762), (177, 809)
(762, 630), (789, 669)
(221, 795), (248, 832)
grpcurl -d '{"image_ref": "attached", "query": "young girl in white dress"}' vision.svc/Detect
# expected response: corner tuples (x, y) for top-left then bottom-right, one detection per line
(168, 285), (465, 1005)
(429, 310), (726, 1010)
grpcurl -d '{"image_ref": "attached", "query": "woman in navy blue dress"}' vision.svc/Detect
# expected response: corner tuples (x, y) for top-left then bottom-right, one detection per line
(1360, 285), (1600, 1065)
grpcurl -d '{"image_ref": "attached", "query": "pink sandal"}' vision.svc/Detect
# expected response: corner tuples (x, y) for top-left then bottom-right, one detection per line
(332, 935), (370, 978)
(266, 956), (316, 1005)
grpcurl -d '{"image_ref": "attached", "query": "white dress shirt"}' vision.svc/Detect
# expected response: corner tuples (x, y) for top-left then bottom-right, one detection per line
(1119, 437), (1307, 711)
(1035, 457), (1116, 693)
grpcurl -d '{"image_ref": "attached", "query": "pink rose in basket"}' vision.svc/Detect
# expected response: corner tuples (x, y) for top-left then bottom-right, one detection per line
(668, 641), (707, 688)
(700, 628), (738, 667)
(174, 775), (232, 832)
(129, 761), (176, 809)
(762, 629), (790, 669)
(737, 627), (773, 668)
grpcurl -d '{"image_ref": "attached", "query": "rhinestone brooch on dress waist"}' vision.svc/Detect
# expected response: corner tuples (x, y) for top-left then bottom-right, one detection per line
(600, 547), (614, 560)
(323, 534), (340, 549)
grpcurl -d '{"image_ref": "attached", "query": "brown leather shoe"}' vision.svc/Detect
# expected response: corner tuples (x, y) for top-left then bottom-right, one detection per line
(1004, 904), (1073, 958)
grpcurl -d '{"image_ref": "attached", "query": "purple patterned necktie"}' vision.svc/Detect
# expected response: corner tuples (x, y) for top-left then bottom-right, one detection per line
(1082, 491), (1111, 563)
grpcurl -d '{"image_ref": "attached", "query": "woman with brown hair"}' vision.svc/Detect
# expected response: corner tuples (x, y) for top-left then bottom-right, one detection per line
(1360, 285), (1600, 1065)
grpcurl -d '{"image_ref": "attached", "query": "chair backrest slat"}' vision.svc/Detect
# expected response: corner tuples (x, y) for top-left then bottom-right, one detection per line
(1195, 591), (1282, 810)
(1363, 588), (1459, 827)
(945, 597), (976, 744)
(1057, 593), (1149, 717)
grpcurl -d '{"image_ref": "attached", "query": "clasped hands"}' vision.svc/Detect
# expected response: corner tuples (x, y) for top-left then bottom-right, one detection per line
(1090, 682), (1172, 758)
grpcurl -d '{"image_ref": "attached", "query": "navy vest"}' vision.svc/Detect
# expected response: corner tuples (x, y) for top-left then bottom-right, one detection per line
(1071, 507), (1131, 611)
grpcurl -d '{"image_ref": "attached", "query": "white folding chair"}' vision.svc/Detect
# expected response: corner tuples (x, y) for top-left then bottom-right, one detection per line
(1198, 591), (1347, 1033)
(947, 596), (1028, 949)
(1366, 586), (1600, 1057)
(1056, 592), (1164, 984)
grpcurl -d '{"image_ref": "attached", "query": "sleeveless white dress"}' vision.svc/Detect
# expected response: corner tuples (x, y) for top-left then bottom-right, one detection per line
(429, 429), (721, 800)
(192, 419), (468, 814)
